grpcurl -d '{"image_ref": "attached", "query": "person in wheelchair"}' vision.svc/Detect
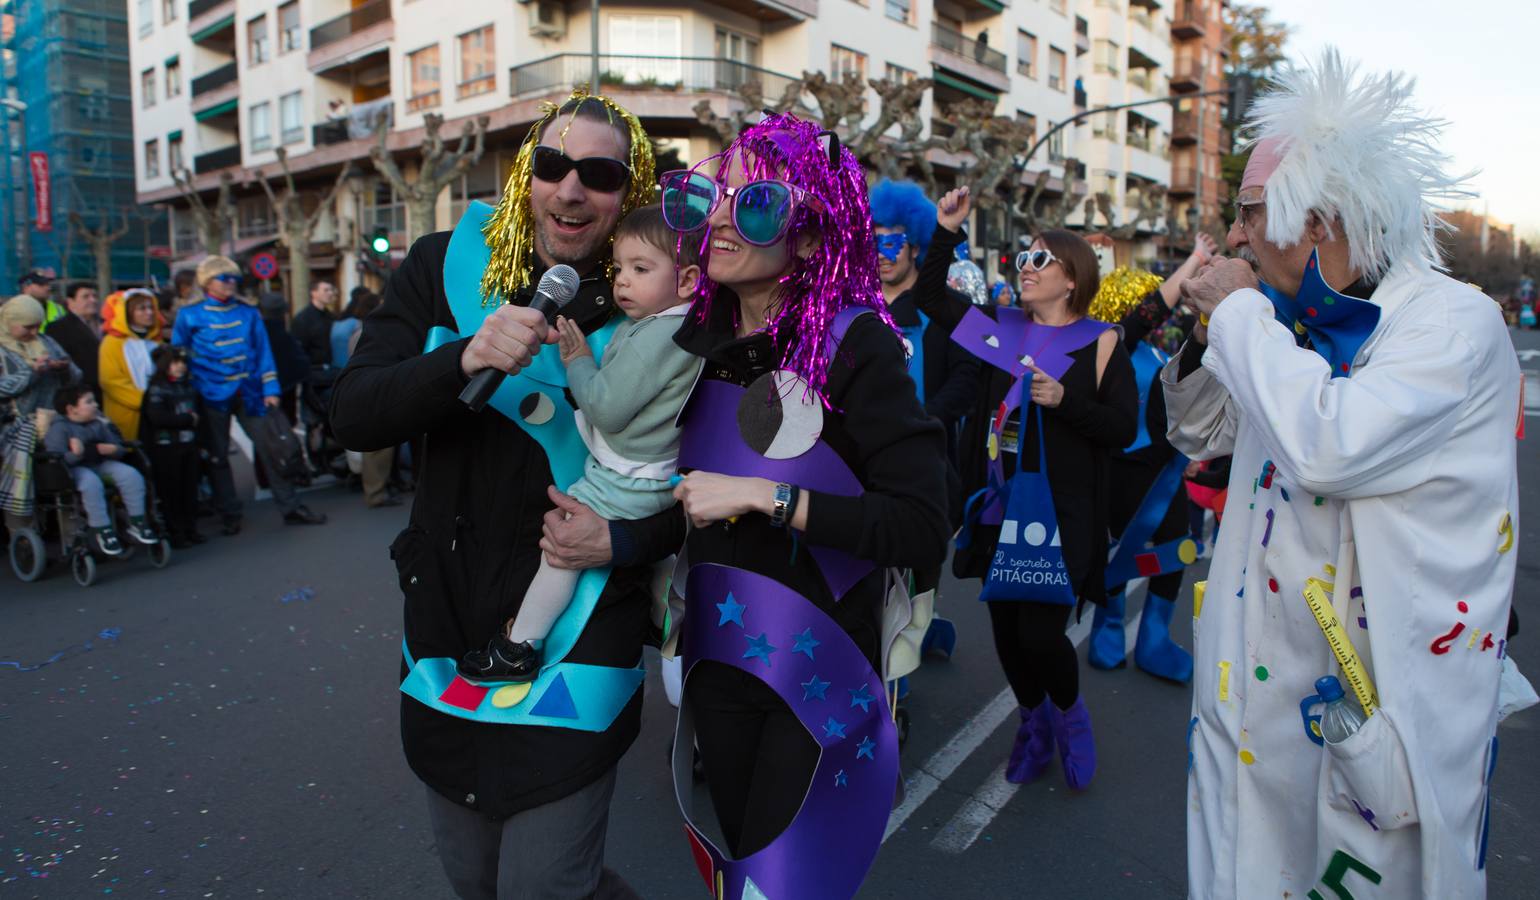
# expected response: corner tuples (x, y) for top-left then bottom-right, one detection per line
(2, 295), (79, 533)
(42, 383), (158, 556)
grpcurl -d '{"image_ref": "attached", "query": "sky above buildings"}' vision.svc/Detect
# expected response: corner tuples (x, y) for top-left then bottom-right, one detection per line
(1278, 0), (1538, 238)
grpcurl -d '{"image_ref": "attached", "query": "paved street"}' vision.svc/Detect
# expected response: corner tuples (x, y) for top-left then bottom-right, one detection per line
(4, 330), (1540, 898)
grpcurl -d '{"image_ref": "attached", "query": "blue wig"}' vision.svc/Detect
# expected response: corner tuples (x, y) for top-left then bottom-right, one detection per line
(868, 179), (936, 263)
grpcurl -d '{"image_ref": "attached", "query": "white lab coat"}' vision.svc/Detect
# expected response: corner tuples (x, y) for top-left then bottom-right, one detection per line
(1162, 264), (1519, 899)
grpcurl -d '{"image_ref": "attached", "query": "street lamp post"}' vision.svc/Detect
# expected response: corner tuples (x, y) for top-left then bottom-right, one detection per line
(0, 98), (29, 276)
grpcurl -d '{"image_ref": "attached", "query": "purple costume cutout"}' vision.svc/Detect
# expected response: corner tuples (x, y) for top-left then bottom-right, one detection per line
(671, 311), (898, 900)
(950, 307), (1112, 525)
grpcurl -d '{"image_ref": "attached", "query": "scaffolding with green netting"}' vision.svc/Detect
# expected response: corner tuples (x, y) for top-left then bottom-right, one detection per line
(0, 0), (167, 292)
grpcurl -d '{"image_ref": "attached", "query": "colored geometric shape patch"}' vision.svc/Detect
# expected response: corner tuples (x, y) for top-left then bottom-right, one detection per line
(490, 683), (532, 709)
(438, 677), (490, 712)
(529, 672), (579, 719)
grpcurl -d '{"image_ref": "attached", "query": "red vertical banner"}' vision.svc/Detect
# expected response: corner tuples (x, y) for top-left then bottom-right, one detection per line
(28, 151), (50, 232)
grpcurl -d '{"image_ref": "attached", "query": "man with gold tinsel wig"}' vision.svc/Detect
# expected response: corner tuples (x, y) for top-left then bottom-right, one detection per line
(1085, 236), (1215, 683)
(331, 89), (669, 899)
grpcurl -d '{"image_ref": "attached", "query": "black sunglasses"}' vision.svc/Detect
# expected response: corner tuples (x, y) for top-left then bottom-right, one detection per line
(531, 145), (632, 193)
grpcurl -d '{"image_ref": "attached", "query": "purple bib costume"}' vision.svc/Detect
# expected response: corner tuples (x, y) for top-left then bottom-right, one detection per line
(670, 310), (900, 900)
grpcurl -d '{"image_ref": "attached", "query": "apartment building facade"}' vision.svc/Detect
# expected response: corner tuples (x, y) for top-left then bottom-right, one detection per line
(1167, 0), (1226, 235)
(129, 0), (1199, 295)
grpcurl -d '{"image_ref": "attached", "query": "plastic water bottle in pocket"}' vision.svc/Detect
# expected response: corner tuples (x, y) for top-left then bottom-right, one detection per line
(1316, 675), (1368, 745)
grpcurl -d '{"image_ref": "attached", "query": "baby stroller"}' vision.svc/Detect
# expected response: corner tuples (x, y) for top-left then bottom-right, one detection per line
(8, 441), (172, 586)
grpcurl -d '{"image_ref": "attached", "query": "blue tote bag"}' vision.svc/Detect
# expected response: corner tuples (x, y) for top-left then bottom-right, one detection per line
(979, 406), (1077, 605)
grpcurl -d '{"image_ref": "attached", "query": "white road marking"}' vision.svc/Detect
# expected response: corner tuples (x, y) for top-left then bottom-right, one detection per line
(927, 760), (1020, 854)
(1517, 349), (1540, 362)
(884, 686), (1018, 842)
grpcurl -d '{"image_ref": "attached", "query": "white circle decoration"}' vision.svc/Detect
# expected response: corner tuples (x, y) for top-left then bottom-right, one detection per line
(1023, 522), (1048, 546)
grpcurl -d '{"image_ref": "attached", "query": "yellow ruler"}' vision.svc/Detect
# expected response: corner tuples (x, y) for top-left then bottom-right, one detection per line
(1302, 577), (1378, 717)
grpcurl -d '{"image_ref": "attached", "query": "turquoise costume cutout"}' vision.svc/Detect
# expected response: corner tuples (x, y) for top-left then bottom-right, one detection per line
(399, 200), (642, 733)
(899, 311), (929, 405)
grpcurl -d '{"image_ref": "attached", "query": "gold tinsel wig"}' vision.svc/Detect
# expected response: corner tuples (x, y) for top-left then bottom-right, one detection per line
(1089, 266), (1165, 324)
(478, 86), (656, 305)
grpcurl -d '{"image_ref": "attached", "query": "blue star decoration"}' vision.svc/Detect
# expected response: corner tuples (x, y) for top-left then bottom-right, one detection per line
(742, 632), (776, 667)
(856, 736), (876, 760)
(848, 684), (875, 713)
(834, 769), (848, 788)
(716, 593), (746, 628)
(801, 674), (831, 702)
(823, 716), (847, 740)
(791, 627), (820, 660)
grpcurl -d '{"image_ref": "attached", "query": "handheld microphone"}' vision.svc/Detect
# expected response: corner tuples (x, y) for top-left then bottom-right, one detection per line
(459, 264), (581, 412)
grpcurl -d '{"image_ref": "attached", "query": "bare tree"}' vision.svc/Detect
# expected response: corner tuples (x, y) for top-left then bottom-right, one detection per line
(255, 148), (353, 311)
(170, 168), (239, 256)
(67, 208), (132, 297)
(370, 112), (490, 245)
(694, 73), (1093, 242)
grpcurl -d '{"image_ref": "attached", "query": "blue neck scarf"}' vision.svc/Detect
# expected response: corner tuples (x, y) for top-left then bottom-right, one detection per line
(1259, 248), (1381, 378)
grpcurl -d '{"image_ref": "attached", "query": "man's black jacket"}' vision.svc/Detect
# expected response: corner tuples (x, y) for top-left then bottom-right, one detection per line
(290, 305), (334, 368)
(330, 231), (683, 819)
(886, 284), (979, 430)
(46, 312), (100, 390)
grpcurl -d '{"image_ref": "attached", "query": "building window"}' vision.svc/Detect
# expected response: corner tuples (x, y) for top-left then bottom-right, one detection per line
(1016, 110), (1037, 144)
(407, 45), (441, 112)
(1017, 30), (1036, 78)
(165, 58), (181, 97)
(1049, 0), (1067, 13)
(248, 14), (270, 66)
(715, 28), (760, 66)
(169, 134), (184, 172)
(831, 44), (867, 82)
(280, 91), (304, 145)
(162, 0), (176, 23)
(144, 139), (160, 178)
(141, 68), (156, 108)
(250, 101), (272, 152)
(278, 2), (301, 54)
(137, 0), (152, 36)
(609, 16), (682, 87)
(457, 25), (496, 98)
(1094, 39), (1120, 76)
(885, 63), (915, 84)
(1048, 46), (1067, 91)
(884, 0), (910, 23)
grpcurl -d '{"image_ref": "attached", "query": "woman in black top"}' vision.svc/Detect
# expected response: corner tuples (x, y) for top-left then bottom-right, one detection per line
(665, 114), (949, 895)
(917, 188), (1137, 791)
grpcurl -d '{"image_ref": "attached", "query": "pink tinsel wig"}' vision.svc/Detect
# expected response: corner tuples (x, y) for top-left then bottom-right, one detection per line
(689, 112), (894, 394)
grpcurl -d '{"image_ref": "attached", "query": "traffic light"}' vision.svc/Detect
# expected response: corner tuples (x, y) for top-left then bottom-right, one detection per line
(370, 226), (391, 256)
(999, 252), (1014, 273)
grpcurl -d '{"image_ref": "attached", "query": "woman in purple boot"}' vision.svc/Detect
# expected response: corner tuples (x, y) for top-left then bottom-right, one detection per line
(916, 187), (1137, 790)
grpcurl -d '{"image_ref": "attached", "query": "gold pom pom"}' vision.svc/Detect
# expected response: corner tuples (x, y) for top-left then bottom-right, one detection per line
(478, 86), (657, 306)
(1089, 266), (1165, 324)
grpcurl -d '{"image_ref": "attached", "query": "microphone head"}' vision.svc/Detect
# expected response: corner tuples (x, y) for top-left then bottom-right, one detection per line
(535, 264), (581, 309)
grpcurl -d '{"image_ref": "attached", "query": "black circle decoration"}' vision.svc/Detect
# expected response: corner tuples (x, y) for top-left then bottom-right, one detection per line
(737, 371), (823, 459)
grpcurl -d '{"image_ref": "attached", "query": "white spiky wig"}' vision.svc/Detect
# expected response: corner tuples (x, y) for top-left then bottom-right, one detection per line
(1242, 47), (1474, 280)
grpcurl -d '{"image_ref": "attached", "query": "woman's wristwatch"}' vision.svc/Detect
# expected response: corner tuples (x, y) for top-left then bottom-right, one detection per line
(769, 482), (799, 528)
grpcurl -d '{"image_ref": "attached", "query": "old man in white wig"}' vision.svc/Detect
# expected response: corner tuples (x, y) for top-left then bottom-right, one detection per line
(1166, 49), (1520, 898)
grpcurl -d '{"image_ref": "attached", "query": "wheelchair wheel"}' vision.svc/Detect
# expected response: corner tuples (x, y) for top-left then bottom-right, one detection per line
(148, 539), (172, 569)
(9, 528), (45, 582)
(70, 550), (97, 587)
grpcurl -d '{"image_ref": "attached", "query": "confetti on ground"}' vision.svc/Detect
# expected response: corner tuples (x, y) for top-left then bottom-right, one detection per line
(278, 587), (316, 604)
(0, 628), (121, 673)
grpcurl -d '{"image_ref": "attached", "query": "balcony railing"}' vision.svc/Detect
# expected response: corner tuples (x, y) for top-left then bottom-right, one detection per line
(191, 61), (238, 97)
(1127, 69), (1153, 92)
(188, 0), (230, 18)
(313, 97), (393, 144)
(1170, 58), (1204, 90)
(1171, 109), (1198, 143)
(509, 54), (799, 102)
(931, 23), (1007, 74)
(193, 144), (241, 174)
(1126, 133), (1153, 152)
(1172, 0), (1208, 38)
(311, 0), (391, 52)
